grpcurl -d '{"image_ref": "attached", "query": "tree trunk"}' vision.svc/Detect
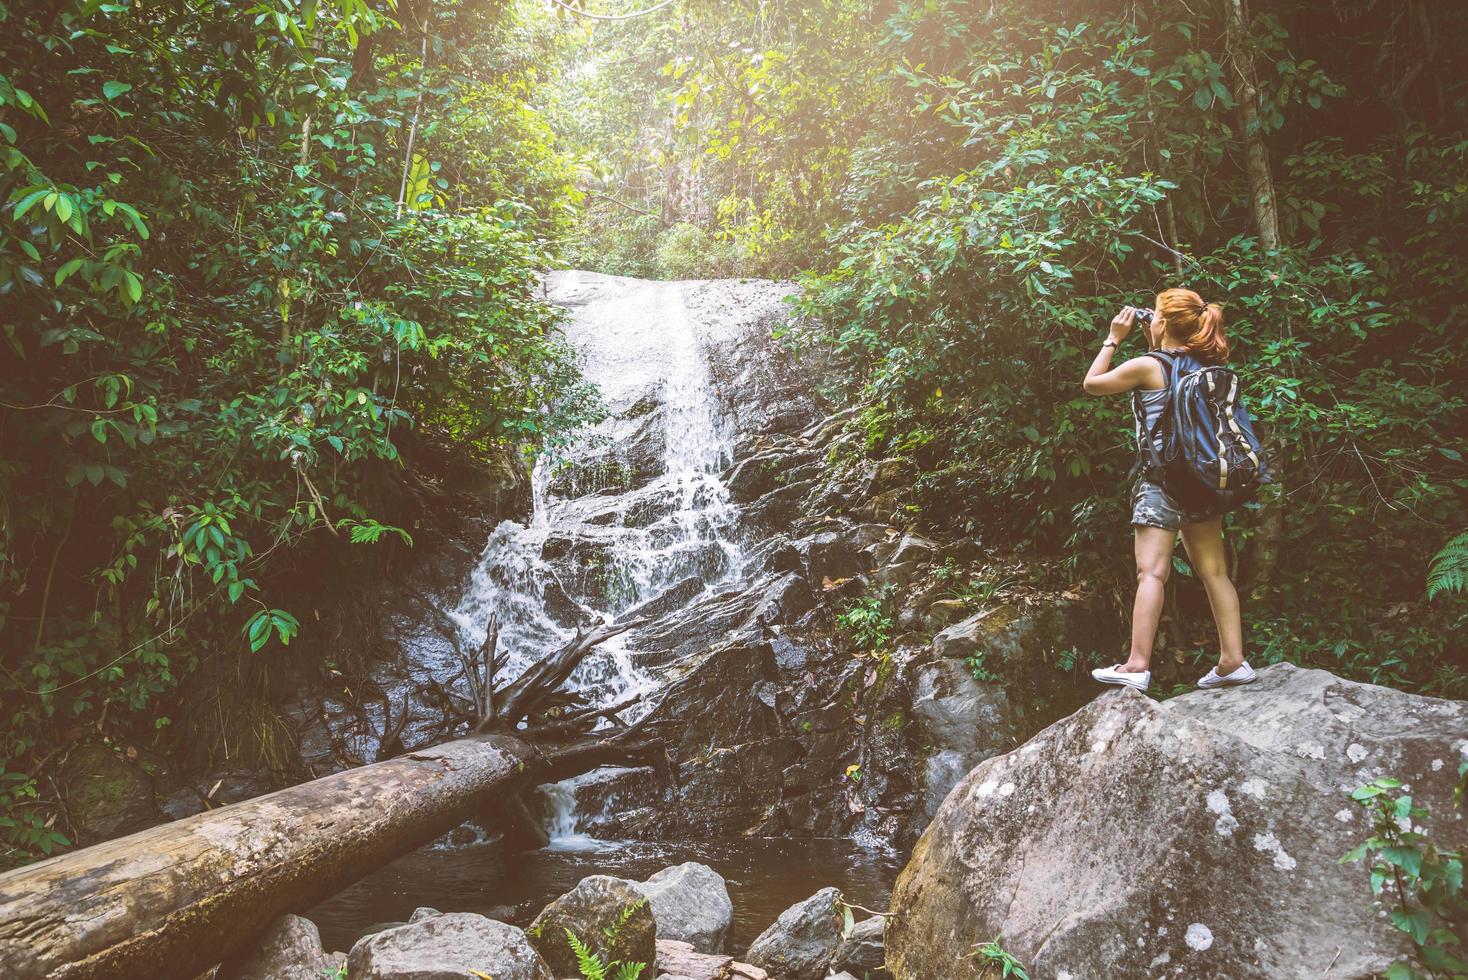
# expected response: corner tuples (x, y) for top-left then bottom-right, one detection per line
(0, 735), (539, 978)
(1224, 0), (1285, 591)
(1224, 0), (1281, 254)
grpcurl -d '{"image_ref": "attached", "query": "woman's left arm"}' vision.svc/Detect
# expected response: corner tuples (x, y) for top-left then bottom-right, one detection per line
(1083, 307), (1153, 395)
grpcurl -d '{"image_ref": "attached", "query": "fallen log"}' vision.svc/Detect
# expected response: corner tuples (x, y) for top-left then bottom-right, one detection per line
(0, 735), (541, 979)
(0, 612), (670, 979)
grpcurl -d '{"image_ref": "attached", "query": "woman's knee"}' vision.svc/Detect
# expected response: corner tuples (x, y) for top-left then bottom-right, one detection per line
(1195, 563), (1234, 588)
(1136, 562), (1170, 587)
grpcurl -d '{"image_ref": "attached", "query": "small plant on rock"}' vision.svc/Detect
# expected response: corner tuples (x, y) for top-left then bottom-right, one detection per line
(974, 935), (1030, 979)
(566, 928), (645, 980)
(837, 594), (894, 652)
(1053, 646), (1081, 672)
(1342, 767), (1468, 979)
(565, 899), (648, 980)
(964, 651), (997, 683)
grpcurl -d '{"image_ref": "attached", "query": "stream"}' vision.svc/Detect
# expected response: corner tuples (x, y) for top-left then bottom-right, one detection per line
(310, 836), (902, 955)
(309, 271), (901, 955)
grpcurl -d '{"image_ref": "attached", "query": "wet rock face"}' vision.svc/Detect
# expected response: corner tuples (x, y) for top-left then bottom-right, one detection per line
(744, 886), (845, 980)
(526, 875), (657, 976)
(346, 912), (551, 980)
(886, 664), (1468, 980)
(910, 601), (1100, 820)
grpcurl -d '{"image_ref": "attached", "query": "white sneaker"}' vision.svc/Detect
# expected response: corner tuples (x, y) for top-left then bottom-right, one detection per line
(1198, 660), (1257, 690)
(1091, 664), (1151, 691)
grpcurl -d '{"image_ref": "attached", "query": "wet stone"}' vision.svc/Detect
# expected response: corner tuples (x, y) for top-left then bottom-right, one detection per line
(745, 887), (844, 980)
(347, 914), (551, 980)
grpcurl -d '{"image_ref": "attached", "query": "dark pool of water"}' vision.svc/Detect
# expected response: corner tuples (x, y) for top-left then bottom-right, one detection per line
(309, 835), (905, 956)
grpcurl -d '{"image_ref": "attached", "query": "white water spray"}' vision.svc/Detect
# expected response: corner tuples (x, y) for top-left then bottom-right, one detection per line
(450, 274), (745, 846)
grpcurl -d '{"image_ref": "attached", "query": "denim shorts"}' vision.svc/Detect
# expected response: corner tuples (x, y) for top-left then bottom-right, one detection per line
(1131, 478), (1221, 530)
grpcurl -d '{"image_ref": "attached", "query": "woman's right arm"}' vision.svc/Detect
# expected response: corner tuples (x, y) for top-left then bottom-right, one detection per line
(1083, 307), (1155, 395)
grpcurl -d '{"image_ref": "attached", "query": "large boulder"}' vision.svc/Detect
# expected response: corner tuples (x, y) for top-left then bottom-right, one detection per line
(219, 914), (344, 980)
(526, 875), (657, 976)
(346, 913), (551, 980)
(887, 664), (1468, 979)
(633, 862), (734, 953)
(745, 886), (844, 980)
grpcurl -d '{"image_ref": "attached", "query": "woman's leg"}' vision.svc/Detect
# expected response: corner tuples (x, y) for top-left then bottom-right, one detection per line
(1180, 517), (1245, 673)
(1123, 525), (1178, 672)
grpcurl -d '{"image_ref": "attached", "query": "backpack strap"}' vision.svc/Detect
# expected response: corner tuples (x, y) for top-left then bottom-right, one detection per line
(1133, 351), (1176, 480)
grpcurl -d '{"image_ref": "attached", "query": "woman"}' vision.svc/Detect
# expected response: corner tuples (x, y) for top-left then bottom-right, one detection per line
(1080, 287), (1256, 692)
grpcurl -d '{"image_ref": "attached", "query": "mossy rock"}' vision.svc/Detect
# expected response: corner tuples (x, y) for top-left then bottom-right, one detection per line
(526, 875), (656, 976)
(59, 742), (160, 844)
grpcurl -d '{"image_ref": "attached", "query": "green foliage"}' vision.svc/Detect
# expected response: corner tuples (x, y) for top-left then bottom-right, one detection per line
(837, 595), (894, 652)
(562, 898), (648, 980)
(0, 769), (69, 865)
(1342, 769), (1468, 979)
(541, 0), (881, 277)
(653, 222), (737, 280)
(965, 653), (996, 684)
(567, 929), (607, 980)
(1428, 532), (1468, 601)
(935, 559), (1016, 608)
(974, 936), (1031, 979)
(784, 0), (1468, 698)
(0, 0), (595, 865)
(564, 911), (647, 980)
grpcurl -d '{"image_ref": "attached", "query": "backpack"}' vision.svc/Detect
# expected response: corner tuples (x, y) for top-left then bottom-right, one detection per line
(1135, 350), (1272, 514)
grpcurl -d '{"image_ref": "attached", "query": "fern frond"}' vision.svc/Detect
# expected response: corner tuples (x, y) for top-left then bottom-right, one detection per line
(1428, 530), (1468, 600)
(612, 962), (646, 980)
(565, 928), (606, 980)
(604, 898), (646, 943)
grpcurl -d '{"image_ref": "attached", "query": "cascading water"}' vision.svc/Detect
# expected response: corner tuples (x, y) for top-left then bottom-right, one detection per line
(450, 273), (746, 846)
(308, 273), (909, 953)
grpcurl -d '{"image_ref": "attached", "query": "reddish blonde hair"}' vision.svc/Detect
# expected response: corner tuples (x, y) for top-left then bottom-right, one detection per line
(1155, 287), (1229, 364)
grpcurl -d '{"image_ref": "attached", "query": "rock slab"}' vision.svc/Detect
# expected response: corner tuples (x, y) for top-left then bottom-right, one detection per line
(887, 664), (1468, 979)
(527, 874), (657, 976)
(745, 886), (844, 980)
(347, 912), (551, 980)
(652, 939), (775, 980)
(656, 938), (734, 979)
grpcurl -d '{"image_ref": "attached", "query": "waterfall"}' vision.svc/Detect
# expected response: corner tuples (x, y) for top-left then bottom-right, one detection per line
(449, 273), (745, 846)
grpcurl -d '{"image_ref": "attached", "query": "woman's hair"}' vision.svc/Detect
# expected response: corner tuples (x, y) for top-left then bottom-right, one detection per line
(1155, 287), (1229, 363)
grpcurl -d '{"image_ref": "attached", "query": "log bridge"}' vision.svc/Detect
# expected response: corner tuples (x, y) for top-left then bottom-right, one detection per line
(0, 617), (668, 979)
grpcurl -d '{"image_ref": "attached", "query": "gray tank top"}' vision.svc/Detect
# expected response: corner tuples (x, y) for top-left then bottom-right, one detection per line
(1134, 386), (1168, 454)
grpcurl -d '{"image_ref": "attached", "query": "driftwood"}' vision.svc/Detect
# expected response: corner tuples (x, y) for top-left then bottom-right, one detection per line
(0, 613), (670, 979)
